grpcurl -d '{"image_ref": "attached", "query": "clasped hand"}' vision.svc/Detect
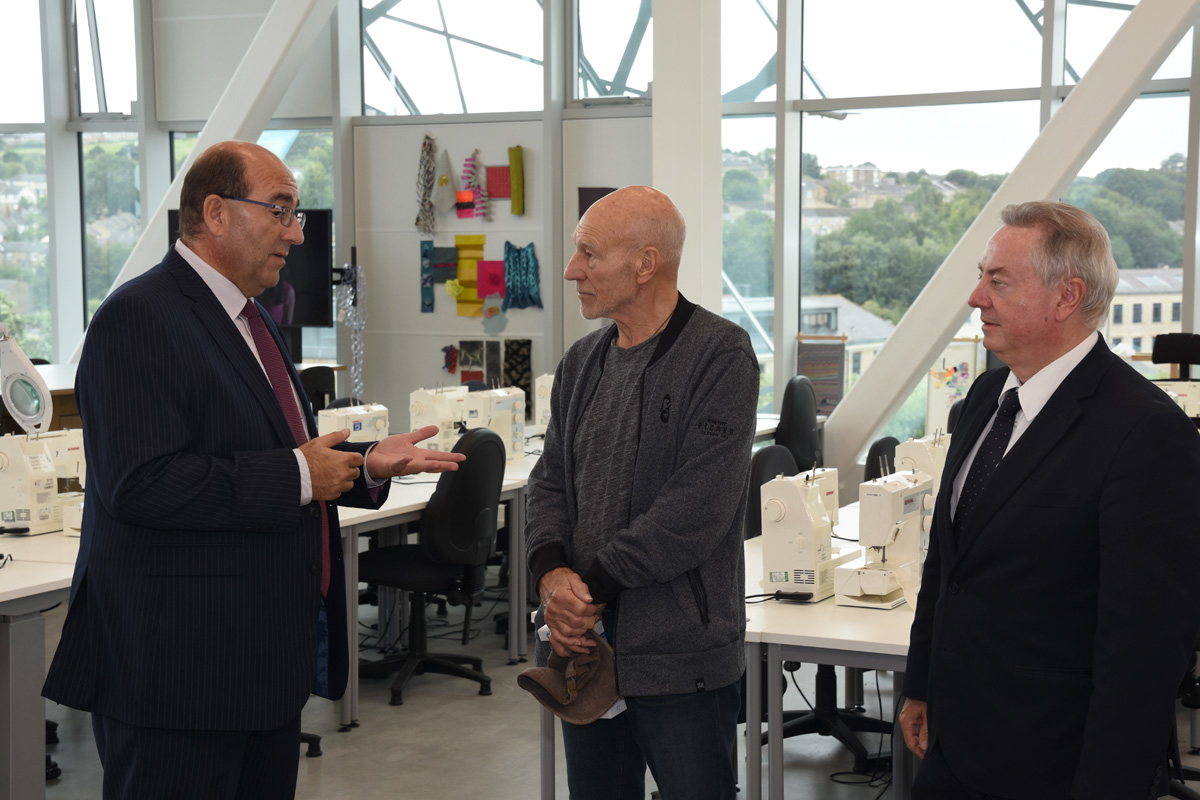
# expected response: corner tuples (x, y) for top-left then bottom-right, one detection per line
(539, 567), (605, 657)
(300, 425), (465, 502)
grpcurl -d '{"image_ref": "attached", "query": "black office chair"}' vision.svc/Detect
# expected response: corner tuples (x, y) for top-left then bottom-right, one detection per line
(327, 396), (364, 409)
(1168, 633), (1200, 798)
(299, 366), (336, 413)
(863, 436), (899, 482)
(464, 380), (489, 392)
(775, 375), (822, 471)
(358, 428), (504, 705)
(946, 398), (965, 435)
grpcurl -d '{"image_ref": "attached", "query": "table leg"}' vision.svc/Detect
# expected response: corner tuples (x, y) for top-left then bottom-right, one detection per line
(745, 641), (762, 800)
(507, 490), (522, 664)
(767, 643), (785, 800)
(540, 706), (555, 799)
(1, 612), (47, 800)
(341, 529), (358, 730)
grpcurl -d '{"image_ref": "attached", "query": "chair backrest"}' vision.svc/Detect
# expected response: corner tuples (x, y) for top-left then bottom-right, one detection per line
(299, 366), (336, 413)
(946, 398), (965, 435)
(420, 428), (506, 567)
(863, 435), (900, 482)
(746, 445), (799, 539)
(775, 374), (821, 471)
(327, 396), (364, 410)
(464, 380), (489, 392)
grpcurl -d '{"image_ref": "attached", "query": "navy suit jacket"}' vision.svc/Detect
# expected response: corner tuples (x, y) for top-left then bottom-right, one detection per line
(43, 249), (388, 732)
(904, 337), (1200, 799)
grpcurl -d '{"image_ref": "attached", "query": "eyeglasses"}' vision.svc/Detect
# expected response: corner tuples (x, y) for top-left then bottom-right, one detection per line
(219, 196), (306, 230)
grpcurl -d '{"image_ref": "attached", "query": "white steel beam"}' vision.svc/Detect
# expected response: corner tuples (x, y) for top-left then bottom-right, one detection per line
(773, 0), (802, 410)
(824, 0), (1200, 497)
(71, 0), (338, 360)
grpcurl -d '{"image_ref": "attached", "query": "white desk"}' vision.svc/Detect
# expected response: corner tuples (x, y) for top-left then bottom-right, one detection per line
(0, 534), (77, 800)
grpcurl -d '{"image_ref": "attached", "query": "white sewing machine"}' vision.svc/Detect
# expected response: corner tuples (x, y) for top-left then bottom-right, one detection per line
(834, 468), (934, 609)
(0, 323), (84, 535)
(463, 387), (526, 461)
(894, 431), (951, 486)
(318, 403), (389, 443)
(761, 468), (859, 602)
(41, 428), (86, 536)
(1156, 380), (1200, 421)
(409, 386), (471, 453)
(534, 374), (553, 437)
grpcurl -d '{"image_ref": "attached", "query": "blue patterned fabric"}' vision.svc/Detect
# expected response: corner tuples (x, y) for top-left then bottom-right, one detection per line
(503, 241), (543, 311)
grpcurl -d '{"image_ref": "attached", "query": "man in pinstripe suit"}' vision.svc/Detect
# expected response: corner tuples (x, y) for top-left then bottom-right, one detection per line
(43, 141), (463, 799)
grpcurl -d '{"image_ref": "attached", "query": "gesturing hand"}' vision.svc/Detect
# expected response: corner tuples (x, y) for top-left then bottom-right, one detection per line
(300, 429), (364, 501)
(365, 425), (466, 479)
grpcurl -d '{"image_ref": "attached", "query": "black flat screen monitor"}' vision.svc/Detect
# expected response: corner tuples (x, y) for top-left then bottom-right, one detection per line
(167, 208), (334, 329)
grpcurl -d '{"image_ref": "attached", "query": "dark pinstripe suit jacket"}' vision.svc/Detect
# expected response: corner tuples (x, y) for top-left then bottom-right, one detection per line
(904, 338), (1200, 799)
(43, 249), (387, 732)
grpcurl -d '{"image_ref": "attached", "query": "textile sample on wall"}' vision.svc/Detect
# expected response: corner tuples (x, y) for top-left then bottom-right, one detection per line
(414, 134), (436, 234)
(419, 240), (434, 313)
(477, 260), (505, 298)
(462, 149), (489, 221)
(431, 246), (458, 283)
(508, 146), (525, 215)
(504, 338), (533, 413)
(442, 344), (458, 374)
(482, 297), (507, 336)
(459, 340), (484, 385)
(502, 241), (543, 311)
(486, 166), (511, 199)
(454, 234), (486, 317)
(456, 190), (475, 219)
(432, 149), (458, 213)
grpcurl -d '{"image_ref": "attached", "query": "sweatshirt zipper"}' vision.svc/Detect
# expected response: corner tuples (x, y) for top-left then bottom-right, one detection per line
(687, 569), (710, 624)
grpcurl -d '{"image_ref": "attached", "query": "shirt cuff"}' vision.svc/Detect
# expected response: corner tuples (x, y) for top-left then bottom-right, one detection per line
(295, 448), (312, 505)
(362, 443), (387, 488)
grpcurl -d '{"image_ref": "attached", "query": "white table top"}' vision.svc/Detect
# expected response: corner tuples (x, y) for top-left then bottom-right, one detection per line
(0, 531), (81, 565)
(0, 560), (73, 616)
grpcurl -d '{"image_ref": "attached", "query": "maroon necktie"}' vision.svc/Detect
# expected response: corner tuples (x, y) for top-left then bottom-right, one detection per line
(243, 299), (331, 596)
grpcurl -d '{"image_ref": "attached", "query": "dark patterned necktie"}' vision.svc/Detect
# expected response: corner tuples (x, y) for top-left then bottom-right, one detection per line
(243, 299), (331, 596)
(953, 388), (1021, 541)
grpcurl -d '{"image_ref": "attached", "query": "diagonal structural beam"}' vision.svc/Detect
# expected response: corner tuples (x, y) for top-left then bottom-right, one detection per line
(823, 0), (1200, 496)
(71, 0), (338, 361)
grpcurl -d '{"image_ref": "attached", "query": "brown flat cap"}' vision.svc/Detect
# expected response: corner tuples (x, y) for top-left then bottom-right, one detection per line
(518, 630), (619, 725)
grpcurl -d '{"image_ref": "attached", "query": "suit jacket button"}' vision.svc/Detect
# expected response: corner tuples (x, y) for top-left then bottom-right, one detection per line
(310, 563), (319, 574)
(949, 581), (960, 594)
(309, 504), (320, 517)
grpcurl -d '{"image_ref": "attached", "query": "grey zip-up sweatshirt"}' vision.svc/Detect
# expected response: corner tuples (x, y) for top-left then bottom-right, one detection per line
(526, 294), (760, 697)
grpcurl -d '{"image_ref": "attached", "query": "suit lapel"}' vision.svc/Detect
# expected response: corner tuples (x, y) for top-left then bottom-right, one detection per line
(163, 253), (298, 447)
(954, 339), (1113, 560)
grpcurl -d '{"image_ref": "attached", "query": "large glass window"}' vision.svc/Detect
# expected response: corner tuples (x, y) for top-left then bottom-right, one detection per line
(722, 115), (777, 410)
(82, 132), (140, 323)
(1065, 2), (1192, 84)
(1, 3), (45, 124)
(362, 0), (544, 115)
(721, 0), (777, 102)
(575, 0), (653, 99)
(802, 0), (1042, 99)
(73, 0), (137, 116)
(0, 135), (51, 361)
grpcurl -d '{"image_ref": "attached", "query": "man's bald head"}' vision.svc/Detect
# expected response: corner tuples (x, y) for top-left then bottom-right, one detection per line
(583, 186), (687, 278)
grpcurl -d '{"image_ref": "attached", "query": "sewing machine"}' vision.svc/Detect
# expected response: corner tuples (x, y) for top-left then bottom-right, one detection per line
(41, 428), (86, 536)
(0, 323), (83, 535)
(409, 386), (471, 453)
(834, 468), (934, 609)
(534, 374), (553, 437)
(1157, 381), (1200, 422)
(761, 468), (859, 602)
(410, 384), (526, 460)
(894, 431), (951, 564)
(463, 387), (526, 461)
(318, 403), (390, 443)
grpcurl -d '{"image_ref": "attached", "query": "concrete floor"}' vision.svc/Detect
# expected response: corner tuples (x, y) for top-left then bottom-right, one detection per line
(39, 572), (1200, 799)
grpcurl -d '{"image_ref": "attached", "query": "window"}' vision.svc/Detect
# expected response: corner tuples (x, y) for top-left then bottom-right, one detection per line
(72, 0), (137, 116)
(722, 115), (776, 410)
(1133, 337), (1143, 353)
(1133, 304), (1142, 323)
(1153, 303), (1162, 323)
(82, 132), (141, 323)
(1066, 3), (1192, 84)
(575, 0), (652, 100)
(0, 134), (51, 361)
(1112, 304), (1123, 324)
(1174, 302), (1182, 322)
(362, 1), (544, 115)
(0, 4), (44, 124)
(721, 0), (776, 102)
(1113, 337), (1123, 346)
